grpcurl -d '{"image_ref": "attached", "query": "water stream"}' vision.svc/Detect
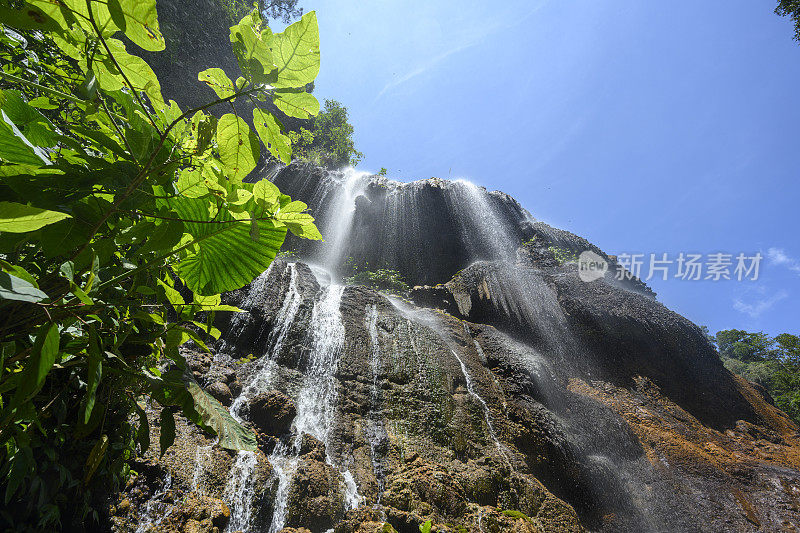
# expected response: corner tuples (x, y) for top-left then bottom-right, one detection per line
(364, 304), (387, 503)
(267, 282), (362, 532)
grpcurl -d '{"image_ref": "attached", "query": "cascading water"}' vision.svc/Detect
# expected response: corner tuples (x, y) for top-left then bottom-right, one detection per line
(450, 179), (520, 262)
(223, 452), (259, 532)
(364, 304), (387, 502)
(134, 473), (172, 533)
(229, 263), (303, 420)
(220, 262), (304, 533)
(267, 282), (362, 533)
(313, 168), (371, 278)
(163, 165), (707, 532)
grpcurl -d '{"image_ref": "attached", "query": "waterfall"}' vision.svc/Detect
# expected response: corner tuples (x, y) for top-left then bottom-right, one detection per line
(450, 179), (520, 262)
(158, 261), (299, 533)
(267, 282), (362, 533)
(223, 451), (259, 532)
(364, 304), (387, 502)
(229, 263), (302, 421)
(448, 346), (508, 461)
(316, 168), (370, 277)
(134, 473), (172, 533)
(191, 444), (213, 493)
(217, 263), (275, 355)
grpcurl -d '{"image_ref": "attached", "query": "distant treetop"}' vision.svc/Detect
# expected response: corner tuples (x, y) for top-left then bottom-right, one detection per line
(776, 0), (800, 42)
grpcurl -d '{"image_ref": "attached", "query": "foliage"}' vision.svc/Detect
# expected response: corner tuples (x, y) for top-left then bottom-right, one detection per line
(343, 259), (409, 295)
(288, 98), (363, 168)
(501, 509), (534, 523)
(0, 1), (321, 528)
(378, 167), (387, 176)
(419, 520), (432, 533)
(716, 329), (800, 424)
(776, 0), (800, 42)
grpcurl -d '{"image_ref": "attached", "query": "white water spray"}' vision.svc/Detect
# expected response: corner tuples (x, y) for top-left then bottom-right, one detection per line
(267, 282), (362, 533)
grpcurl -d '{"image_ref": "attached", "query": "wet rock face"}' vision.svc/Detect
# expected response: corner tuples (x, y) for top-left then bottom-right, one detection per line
(285, 435), (347, 531)
(247, 390), (296, 437)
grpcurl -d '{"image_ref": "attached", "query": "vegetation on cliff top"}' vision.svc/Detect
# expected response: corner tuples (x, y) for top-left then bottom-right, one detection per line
(0, 0), (323, 527)
(714, 329), (800, 424)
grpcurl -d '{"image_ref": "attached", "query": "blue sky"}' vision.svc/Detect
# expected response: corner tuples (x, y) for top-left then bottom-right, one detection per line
(285, 0), (800, 337)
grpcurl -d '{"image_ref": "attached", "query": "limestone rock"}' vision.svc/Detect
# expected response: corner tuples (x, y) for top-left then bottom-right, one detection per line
(206, 381), (232, 406)
(247, 390), (296, 437)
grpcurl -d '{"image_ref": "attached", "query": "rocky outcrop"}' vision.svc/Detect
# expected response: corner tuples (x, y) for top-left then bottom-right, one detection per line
(284, 435), (347, 531)
(248, 390), (297, 437)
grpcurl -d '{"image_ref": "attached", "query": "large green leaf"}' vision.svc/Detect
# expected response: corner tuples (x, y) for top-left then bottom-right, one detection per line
(1, 91), (58, 148)
(197, 68), (235, 99)
(108, 0), (165, 51)
(229, 9), (274, 84)
(0, 271), (48, 303)
(166, 197), (286, 295)
(94, 38), (164, 108)
(0, 4), (63, 32)
(185, 380), (257, 451)
(273, 90), (319, 119)
(275, 200), (323, 240)
(149, 369), (257, 452)
(271, 11), (320, 89)
(253, 109), (291, 165)
(216, 114), (259, 182)
(11, 323), (59, 406)
(0, 201), (70, 232)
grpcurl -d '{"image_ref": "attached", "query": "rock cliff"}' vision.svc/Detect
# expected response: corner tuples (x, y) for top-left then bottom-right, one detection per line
(110, 165), (800, 533)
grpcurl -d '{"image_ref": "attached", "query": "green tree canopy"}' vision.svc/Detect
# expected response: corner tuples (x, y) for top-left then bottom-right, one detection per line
(776, 0), (800, 42)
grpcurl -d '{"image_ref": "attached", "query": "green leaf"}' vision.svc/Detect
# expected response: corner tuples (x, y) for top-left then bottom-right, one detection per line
(164, 197), (286, 295)
(216, 114), (259, 182)
(253, 109), (291, 164)
(0, 201), (70, 233)
(197, 68), (235, 99)
(186, 380), (257, 451)
(275, 211), (323, 240)
(271, 11), (320, 89)
(94, 38), (164, 108)
(134, 402), (150, 454)
(4, 451), (30, 504)
(273, 90), (320, 119)
(253, 179), (281, 210)
(1, 90), (58, 147)
(0, 271), (48, 303)
(0, 259), (38, 286)
(84, 435), (109, 485)
(82, 328), (102, 425)
(107, 0), (165, 51)
(0, 111), (48, 165)
(135, 219), (184, 256)
(0, 5), (63, 32)
(186, 112), (216, 154)
(28, 97), (59, 110)
(229, 9), (273, 83)
(159, 408), (176, 456)
(157, 278), (185, 311)
(12, 323), (59, 406)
